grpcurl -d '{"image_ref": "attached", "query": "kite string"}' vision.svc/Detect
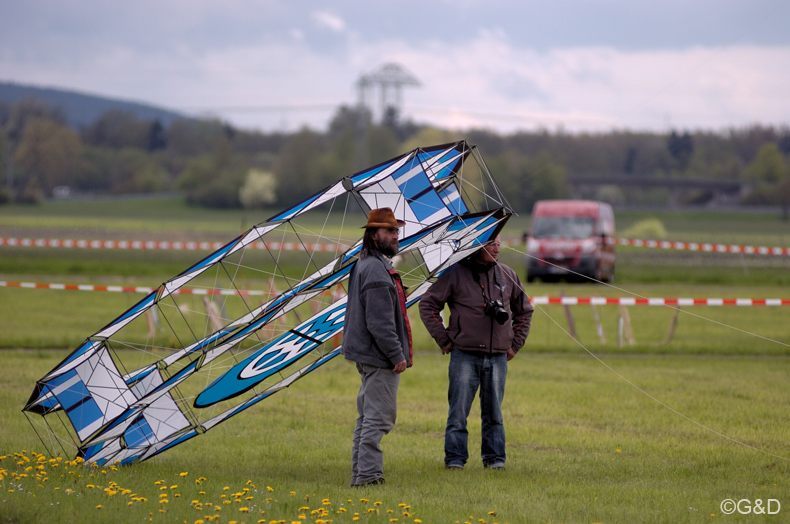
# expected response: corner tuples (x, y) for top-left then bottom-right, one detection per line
(508, 244), (790, 348)
(495, 245), (790, 462)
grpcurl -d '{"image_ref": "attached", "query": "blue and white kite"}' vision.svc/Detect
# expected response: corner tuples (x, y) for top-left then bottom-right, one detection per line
(23, 141), (514, 465)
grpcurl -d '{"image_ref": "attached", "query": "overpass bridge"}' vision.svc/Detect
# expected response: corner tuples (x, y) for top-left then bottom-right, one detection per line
(566, 175), (752, 207)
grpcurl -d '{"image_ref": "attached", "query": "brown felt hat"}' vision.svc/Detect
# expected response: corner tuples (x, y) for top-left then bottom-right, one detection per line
(361, 207), (406, 229)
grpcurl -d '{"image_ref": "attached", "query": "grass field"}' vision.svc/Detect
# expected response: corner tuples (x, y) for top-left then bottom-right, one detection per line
(2, 198), (790, 523)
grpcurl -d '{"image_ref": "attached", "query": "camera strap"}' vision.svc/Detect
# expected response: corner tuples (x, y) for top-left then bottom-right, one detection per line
(471, 264), (503, 303)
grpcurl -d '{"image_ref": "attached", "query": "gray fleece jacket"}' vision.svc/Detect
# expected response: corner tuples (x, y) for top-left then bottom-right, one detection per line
(342, 252), (412, 369)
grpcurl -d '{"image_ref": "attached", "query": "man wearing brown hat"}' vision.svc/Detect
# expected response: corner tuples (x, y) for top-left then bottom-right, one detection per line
(343, 207), (413, 487)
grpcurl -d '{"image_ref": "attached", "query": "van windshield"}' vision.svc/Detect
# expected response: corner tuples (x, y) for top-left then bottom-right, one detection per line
(532, 216), (595, 239)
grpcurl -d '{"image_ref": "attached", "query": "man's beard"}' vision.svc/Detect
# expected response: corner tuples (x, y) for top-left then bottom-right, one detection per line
(375, 237), (399, 257)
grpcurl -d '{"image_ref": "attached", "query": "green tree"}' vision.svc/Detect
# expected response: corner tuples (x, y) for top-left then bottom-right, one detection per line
(273, 129), (326, 207)
(746, 142), (786, 183)
(13, 118), (82, 195)
(82, 109), (151, 149)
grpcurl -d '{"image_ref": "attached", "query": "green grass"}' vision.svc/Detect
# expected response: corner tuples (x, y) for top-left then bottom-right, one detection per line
(2, 198), (790, 522)
(2, 351), (788, 523)
(3, 283), (789, 354)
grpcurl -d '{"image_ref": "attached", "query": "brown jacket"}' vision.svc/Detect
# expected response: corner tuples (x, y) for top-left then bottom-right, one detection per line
(419, 259), (533, 353)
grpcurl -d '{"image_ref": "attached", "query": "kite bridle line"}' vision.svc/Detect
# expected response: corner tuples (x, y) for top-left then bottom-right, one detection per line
(491, 244), (790, 463)
(513, 245), (790, 349)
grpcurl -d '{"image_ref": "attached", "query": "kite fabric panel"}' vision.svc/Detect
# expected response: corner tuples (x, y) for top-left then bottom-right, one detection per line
(23, 140), (514, 465)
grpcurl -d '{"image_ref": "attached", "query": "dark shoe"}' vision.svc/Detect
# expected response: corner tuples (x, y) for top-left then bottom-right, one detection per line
(484, 462), (506, 470)
(445, 464), (464, 470)
(352, 477), (385, 487)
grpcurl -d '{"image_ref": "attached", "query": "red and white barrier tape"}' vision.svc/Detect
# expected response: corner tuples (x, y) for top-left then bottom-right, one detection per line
(3, 281), (788, 305)
(0, 238), (345, 252)
(0, 280), (267, 296)
(3, 236), (789, 256)
(530, 296), (790, 306)
(614, 238), (790, 256)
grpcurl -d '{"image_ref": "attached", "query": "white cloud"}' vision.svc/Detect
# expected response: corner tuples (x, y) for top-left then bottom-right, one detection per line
(2, 8), (789, 135)
(311, 10), (346, 33)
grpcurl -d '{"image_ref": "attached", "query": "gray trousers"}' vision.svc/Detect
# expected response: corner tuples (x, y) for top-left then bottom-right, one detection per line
(351, 362), (400, 485)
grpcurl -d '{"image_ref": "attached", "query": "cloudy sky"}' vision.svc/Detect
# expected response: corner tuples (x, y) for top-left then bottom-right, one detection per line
(2, 0), (789, 134)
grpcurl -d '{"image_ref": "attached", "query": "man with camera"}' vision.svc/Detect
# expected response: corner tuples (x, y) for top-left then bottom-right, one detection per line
(419, 236), (532, 470)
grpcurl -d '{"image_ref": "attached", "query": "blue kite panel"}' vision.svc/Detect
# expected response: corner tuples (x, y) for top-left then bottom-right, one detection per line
(66, 397), (103, 434)
(125, 417), (155, 448)
(392, 163), (448, 222)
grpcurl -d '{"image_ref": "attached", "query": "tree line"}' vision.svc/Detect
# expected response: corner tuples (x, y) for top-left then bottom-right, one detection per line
(1, 96), (789, 213)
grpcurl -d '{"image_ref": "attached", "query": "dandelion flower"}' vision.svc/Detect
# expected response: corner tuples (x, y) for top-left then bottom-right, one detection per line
(180, 472), (188, 477)
(96, 505), (103, 509)
(267, 486), (274, 492)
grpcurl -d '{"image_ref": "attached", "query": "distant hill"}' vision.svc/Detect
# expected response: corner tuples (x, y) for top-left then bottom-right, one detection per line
(0, 81), (188, 129)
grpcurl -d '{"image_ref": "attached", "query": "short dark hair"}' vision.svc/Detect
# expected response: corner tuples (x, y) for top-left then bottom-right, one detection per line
(360, 228), (379, 259)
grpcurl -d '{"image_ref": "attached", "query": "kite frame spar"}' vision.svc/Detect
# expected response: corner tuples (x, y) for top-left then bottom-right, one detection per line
(23, 140), (515, 465)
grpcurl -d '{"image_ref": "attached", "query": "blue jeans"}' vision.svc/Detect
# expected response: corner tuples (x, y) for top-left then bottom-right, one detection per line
(445, 349), (507, 468)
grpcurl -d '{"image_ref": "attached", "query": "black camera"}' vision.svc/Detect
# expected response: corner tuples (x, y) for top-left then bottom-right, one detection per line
(484, 299), (509, 325)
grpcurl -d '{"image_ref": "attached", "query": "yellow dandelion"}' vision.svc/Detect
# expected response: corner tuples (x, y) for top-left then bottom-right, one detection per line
(180, 472), (188, 477)
(415, 520), (422, 523)
(246, 496), (254, 500)
(155, 480), (163, 485)
(374, 501), (382, 506)
(160, 493), (168, 498)
(240, 507), (250, 513)
(160, 499), (169, 504)
(224, 486), (230, 491)
(96, 505), (103, 509)
(489, 511), (497, 516)
(267, 486), (274, 492)
(360, 498), (369, 503)
(170, 485), (178, 489)
(86, 484), (95, 488)
(195, 520), (204, 524)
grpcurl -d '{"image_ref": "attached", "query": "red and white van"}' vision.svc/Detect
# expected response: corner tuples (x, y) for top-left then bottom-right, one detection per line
(526, 200), (616, 283)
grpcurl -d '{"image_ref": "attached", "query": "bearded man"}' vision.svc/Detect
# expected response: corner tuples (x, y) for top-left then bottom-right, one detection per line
(342, 207), (413, 487)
